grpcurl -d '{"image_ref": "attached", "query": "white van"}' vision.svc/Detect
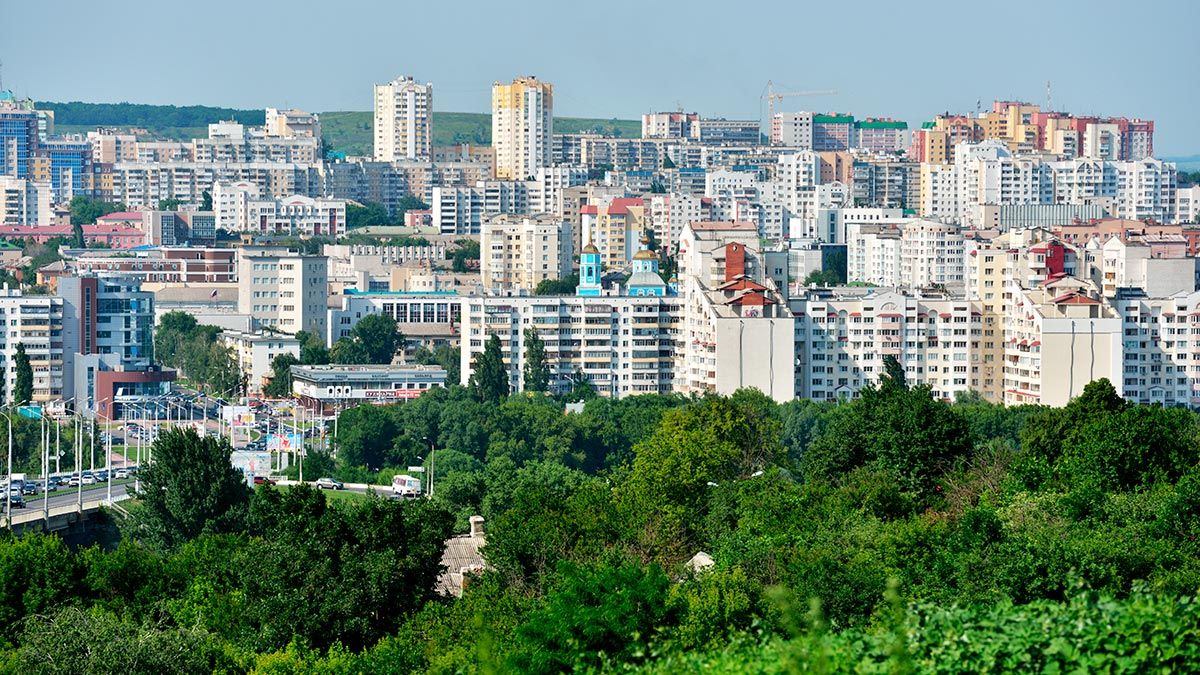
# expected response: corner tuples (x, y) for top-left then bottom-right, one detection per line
(391, 474), (423, 499)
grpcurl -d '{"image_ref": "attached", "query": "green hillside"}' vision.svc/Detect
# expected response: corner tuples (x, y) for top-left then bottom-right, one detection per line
(323, 111), (640, 156)
(42, 101), (641, 157)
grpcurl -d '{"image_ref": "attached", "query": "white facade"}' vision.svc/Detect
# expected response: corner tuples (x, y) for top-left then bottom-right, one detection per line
(0, 177), (51, 226)
(459, 295), (680, 397)
(430, 186), (484, 235)
(1111, 291), (1200, 408)
(770, 112), (814, 148)
(236, 246), (329, 336)
(219, 330), (301, 393)
(918, 142), (1177, 225)
(214, 181), (345, 237)
(374, 76), (433, 161)
(1176, 185), (1200, 223)
(791, 288), (979, 401)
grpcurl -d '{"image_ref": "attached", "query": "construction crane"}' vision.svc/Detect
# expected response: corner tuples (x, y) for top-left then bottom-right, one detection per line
(761, 80), (838, 121)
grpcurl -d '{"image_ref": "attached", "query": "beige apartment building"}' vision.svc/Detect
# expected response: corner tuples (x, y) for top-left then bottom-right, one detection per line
(374, 76), (433, 161)
(480, 214), (572, 291)
(492, 77), (553, 180)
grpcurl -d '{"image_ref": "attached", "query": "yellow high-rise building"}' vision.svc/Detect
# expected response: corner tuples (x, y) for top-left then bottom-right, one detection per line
(492, 77), (553, 180)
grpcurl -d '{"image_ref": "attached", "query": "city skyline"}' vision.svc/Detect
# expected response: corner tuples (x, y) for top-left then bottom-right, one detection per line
(2, 0), (1197, 155)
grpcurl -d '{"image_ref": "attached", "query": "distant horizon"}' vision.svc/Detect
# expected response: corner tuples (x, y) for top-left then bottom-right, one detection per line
(4, 0), (1197, 154)
(35, 97), (1200, 161)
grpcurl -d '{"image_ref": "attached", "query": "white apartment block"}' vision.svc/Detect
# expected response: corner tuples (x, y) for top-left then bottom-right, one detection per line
(112, 162), (321, 209)
(1111, 290), (1200, 408)
(236, 246), (328, 336)
(791, 288), (979, 401)
(645, 193), (706, 250)
(771, 112), (814, 148)
(480, 214), (572, 291)
(675, 221), (795, 401)
(492, 77), (553, 180)
(1003, 280), (1122, 407)
(374, 76), (433, 161)
(1176, 185), (1200, 223)
(430, 186), (484, 235)
(901, 219), (966, 288)
(0, 176), (51, 226)
(458, 294), (680, 397)
(845, 223), (902, 286)
(1083, 235), (1195, 298)
(919, 142), (1177, 226)
(0, 290), (65, 402)
(641, 112), (699, 140)
(219, 330), (301, 393)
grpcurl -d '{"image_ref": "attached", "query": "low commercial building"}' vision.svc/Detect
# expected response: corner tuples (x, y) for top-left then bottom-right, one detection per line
(291, 364), (447, 412)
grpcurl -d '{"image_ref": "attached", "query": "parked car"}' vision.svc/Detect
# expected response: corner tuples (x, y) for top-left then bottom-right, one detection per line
(314, 477), (344, 490)
(252, 476), (276, 486)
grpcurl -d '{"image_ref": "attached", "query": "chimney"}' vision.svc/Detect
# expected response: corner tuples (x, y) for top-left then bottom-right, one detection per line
(469, 515), (485, 538)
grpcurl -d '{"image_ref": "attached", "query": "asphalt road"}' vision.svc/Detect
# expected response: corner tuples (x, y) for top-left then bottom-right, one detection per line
(12, 481), (134, 512)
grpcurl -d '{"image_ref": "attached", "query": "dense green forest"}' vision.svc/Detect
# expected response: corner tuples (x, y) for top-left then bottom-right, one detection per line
(45, 101), (265, 129)
(44, 101), (641, 157)
(3, 368), (1200, 671)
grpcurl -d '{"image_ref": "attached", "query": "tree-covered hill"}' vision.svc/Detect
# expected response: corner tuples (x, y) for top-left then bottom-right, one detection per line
(43, 101), (641, 156)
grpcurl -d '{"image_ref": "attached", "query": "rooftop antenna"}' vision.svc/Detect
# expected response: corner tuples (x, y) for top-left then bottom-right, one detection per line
(1046, 80), (1052, 111)
(0, 59), (4, 92)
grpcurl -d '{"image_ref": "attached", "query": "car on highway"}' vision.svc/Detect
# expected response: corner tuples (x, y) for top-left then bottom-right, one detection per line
(8, 493), (24, 509)
(252, 476), (276, 486)
(66, 475), (80, 487)
(114, 469), (129, 479)
(81, 474), (97, 485)
(314, 477), (344, 490)
(21, 482), (38, 496)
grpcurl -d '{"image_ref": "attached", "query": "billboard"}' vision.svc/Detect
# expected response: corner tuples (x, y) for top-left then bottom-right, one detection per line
(17, 405), (42, 420)
(362, 389), (422, 400)
(266, 433), (304, 452)
(222, 405), (254, 428)
(230, 451), (272, 476)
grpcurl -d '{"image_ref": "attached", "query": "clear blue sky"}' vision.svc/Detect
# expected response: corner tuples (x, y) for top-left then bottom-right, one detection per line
(3, 0), (1198, 154)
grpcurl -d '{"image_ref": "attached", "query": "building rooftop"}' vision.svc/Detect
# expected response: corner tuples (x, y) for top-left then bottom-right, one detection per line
(688, 221), (757, 232)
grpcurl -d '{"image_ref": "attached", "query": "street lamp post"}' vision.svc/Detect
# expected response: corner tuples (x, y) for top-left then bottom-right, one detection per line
(2, 408), (13, 529)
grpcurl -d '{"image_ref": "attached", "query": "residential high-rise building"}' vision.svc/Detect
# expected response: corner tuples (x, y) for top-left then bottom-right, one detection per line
(492, 77), (553, 180)
(771, 112), (814, 148)
(0, 176), (51, 226)
(0, 102), (39, 179)
(642, 111), (699, 139)
(480, 214), (572, 291)
(374, 76), (433, 161)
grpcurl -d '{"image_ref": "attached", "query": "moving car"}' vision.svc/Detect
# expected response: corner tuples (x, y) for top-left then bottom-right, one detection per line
(21, 482), (38, 496)
(81, 474), (97, 485)
(8, 493), (24, 509)
(252, 476), (276, 486)
(314, 477), (344, 490)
